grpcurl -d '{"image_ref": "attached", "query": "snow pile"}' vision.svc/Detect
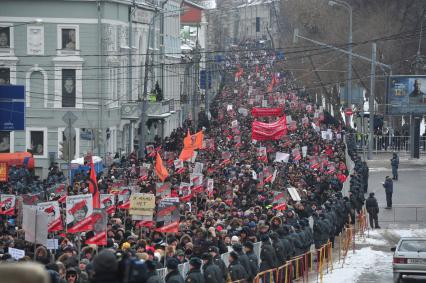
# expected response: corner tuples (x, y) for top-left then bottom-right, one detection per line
(319, 247), (392, 283)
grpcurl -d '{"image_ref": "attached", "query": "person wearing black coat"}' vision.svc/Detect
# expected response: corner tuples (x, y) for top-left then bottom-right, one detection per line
(277, 227), (294, 260)
(366, 192), (380, 229)
(146, 260), (163, 283)
(270, 232), (286, 266)
(383, 176), (393, 208)
(208, 246), (228, 282)
(232, 244), (251, 278)
(228, 251), (248, 282)
(165, 258), (184, 283)
(201, 253), (225, 283)
(243, 241), (259, 281)
(259, 235), (278, 271)
(185, 257), (205, 283)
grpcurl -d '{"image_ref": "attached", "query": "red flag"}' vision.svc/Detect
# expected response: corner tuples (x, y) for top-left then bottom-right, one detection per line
(155, 153), (169, 182)
(179, 194), (192, 202)
(179, 130), (195, 161)
(273, 202), (287, 211)
(155, 221), (179, 233)
(136, 220), (155, 228)
(89, 159), (100, 209)
(118, 200), (130, 210)
(192, 131), (204, 150)
(85, 231), (107, 246)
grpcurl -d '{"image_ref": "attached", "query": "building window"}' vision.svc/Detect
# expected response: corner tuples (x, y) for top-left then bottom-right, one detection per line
(62, 69), (76, 107)
(0, 27), (10, 48)
(26, 127), (47, 158)
(62, 29), (76, 50)
(57, 25), (79, 55)
(30, 131), (44, 156)
(0, 131), (11, 153)
(0, 68), (10, 85)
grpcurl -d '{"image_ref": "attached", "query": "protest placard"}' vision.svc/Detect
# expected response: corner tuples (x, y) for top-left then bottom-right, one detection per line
(129, 193), (155, 216)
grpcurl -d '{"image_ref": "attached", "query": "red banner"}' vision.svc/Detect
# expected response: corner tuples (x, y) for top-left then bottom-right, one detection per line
(251, 107), (282, 118)
(68, 214), (95, 234)
(155, 221), (179, 233)
(252, 116), (287, 141)
(85, 231), (107, 246)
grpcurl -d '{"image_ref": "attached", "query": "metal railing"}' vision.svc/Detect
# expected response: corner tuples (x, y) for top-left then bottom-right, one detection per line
(376, 205), (426, 223)
(349, 133), (426, 156)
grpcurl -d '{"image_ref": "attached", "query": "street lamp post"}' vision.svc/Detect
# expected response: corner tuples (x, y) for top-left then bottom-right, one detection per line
(328, 0), (352, 127)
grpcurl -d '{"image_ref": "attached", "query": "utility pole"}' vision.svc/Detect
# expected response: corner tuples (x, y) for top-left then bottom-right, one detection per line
(204, 61), (209, 115)
(410, 14), (425, 159)
(368, 43), (376, 160)
(140, 9), (158, 157)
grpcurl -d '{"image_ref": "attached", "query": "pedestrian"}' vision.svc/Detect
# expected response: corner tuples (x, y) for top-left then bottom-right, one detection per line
(90, 250), (120, 283)
(227, 251), (248, 282)
(383, 176), (393, 209)
(365, 192), (380, 229)
(185, 257), (204, 283)
(232, 244), (251, 278)
(146, 260), (163, 283)
(165, 258), (184, 283)
(390, 153), (399, 180)
(243, 241), (259, 282)
(208, 246), (228, 282)
(201, 253), (224, 283)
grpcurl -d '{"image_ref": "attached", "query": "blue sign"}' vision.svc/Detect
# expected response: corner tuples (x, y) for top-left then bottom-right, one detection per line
(0, 85), (25, 131)
(387, 75), (426, 115)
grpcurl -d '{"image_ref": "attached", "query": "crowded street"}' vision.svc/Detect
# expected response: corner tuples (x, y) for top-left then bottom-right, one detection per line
(1, 0), (425, 282)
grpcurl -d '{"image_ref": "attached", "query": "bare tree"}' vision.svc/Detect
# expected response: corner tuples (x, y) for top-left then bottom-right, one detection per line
(279, 0), (426, 115)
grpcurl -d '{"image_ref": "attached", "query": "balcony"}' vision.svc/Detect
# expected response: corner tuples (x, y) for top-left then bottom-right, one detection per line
(121, 99), (174, 120)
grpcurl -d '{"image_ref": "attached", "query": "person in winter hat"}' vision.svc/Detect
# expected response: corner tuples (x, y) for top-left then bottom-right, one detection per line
(91, 250), (119, 283)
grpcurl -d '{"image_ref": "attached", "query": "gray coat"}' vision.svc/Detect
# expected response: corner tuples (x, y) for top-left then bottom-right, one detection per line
(203, 261), (225, 283)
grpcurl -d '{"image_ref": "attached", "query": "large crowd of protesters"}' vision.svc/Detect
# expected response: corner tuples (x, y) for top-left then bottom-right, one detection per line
(0, 45), (369, 283)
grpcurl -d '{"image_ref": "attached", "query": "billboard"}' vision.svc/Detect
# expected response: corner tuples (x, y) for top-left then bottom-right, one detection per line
(0, 85), (25, 131)
(387, 75), (426, 115)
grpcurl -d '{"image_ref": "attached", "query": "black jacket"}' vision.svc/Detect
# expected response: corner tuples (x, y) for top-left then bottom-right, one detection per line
(203, 260), (225, 283)
(236, 251), (251, 278)
(366, 196), (379, 214)
(165, 270), (185, 283)
(185, 268), (205, 283)
(213, 255), (228, 281)
(246, 251), (259, 279)
(260, 241), (277, 271)
(146, 271), (163, 283)
(228, 260), (248, 282)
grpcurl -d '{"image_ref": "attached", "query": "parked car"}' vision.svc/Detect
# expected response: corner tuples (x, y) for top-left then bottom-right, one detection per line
(392, 237), (426, 282)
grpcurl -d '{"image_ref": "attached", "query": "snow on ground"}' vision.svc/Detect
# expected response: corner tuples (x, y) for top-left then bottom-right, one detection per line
(318, 247), (392, 283)
(312, 228), (426, 282)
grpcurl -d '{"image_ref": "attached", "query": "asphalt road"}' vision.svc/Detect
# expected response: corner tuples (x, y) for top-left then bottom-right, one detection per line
(367, 160), (426, 227)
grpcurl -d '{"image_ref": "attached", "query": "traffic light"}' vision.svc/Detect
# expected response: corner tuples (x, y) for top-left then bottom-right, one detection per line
(59, 140), (69, 161)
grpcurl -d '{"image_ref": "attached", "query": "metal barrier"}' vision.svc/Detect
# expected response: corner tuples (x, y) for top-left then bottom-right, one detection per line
(157, 224), (361, 282)
(348, 133), (426, 155)
(252, 242), (334, 283)
(377, 205), (426, 223)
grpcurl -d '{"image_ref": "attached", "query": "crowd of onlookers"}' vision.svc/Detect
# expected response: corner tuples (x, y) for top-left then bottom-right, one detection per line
(0, 45), (369, 283)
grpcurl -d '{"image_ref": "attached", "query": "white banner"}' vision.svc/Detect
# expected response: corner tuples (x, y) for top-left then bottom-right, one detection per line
(23, 205), (48, 245)
(275, 152), (290, 163)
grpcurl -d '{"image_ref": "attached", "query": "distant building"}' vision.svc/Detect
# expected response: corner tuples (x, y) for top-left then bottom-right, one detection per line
(208, 0), (280, 49)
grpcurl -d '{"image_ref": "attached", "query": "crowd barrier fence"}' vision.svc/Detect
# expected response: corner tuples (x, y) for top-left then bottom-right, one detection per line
(157, 223), (361, 283)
